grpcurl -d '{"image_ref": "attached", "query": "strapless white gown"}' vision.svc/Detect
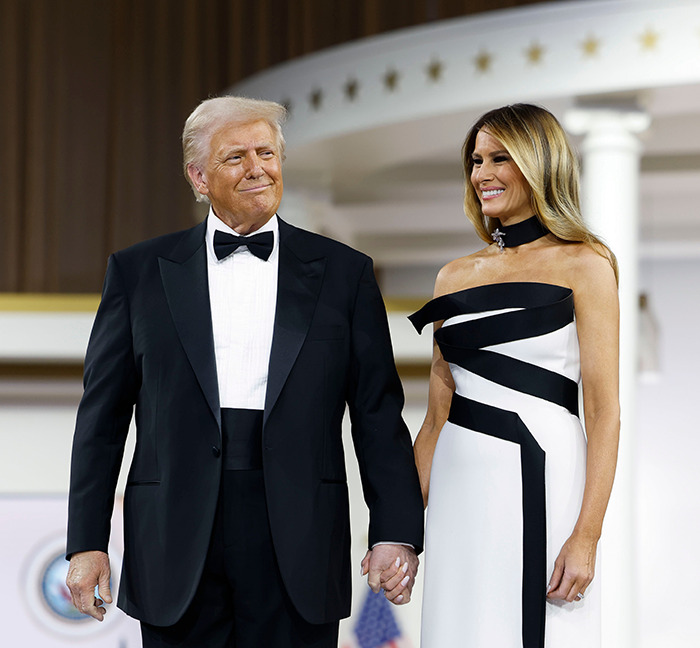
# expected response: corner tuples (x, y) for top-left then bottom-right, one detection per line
(410, 283), (600, 648)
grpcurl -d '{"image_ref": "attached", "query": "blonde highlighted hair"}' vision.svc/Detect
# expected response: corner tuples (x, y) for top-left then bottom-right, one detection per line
(462, 103), (618, 281)
(182, 95), (287, 202)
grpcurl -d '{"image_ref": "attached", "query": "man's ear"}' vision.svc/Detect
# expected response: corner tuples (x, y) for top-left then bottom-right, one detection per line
(187, 164), (207, 195)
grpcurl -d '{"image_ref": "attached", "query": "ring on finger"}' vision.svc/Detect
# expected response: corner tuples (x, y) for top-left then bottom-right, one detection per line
(575, 592), (585, 601)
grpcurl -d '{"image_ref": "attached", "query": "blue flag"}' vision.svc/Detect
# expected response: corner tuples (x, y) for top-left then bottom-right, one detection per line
(354, 589), (402, 648)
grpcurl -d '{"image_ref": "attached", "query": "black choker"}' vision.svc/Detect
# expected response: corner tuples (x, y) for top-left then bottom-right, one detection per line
(491, 216), (549, 251)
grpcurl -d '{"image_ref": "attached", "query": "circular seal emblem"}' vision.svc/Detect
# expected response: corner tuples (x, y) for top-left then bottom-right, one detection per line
(23, 535), (123, 638)
(41, 552), (85, 621)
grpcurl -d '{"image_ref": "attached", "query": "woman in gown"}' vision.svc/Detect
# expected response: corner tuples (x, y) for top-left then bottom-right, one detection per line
(410, 104), (620, 647)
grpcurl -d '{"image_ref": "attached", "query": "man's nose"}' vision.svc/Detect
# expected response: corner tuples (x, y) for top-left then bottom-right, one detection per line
(244, 154), (264, 177)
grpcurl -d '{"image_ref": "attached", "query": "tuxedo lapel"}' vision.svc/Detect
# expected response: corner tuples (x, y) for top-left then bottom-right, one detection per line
(158, 222), (221, 429)
(264, 219), (326, 425)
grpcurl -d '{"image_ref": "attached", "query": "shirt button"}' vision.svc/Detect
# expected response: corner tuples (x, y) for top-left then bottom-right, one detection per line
(211, 446), (221, 458)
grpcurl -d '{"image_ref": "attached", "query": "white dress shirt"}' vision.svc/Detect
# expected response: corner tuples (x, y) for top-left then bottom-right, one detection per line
(206, 209), (279, 410)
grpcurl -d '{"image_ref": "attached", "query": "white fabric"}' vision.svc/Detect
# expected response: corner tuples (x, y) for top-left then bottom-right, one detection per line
(206, 210), (278, 409)
(421, 300), (600, 648)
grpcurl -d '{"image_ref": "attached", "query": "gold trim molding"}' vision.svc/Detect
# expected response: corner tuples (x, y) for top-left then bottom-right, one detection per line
(0, 294), (100, 312)
(396, 362), (430, 379)
(0, 293), (425, 314)
(384, 297), (428, 313)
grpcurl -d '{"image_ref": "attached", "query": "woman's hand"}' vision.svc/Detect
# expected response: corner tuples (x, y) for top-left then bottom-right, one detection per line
(546, 532), (597, 603)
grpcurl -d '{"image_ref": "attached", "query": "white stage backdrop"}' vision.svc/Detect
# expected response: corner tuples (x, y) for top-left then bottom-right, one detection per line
(1, 495), (141, 647)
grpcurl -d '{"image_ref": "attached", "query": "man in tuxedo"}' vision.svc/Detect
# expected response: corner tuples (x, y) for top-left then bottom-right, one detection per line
(65, 96), (424, 648)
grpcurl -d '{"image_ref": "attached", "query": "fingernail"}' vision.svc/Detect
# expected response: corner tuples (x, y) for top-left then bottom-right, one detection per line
(396, 595), (404, 603)
(395, 557), (400, 568)
(402, 561), (408, 574)
(401, 575), (409, 587)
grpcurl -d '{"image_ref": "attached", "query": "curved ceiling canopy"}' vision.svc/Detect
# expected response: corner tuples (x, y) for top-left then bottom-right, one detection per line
(230, 0), (700, 265)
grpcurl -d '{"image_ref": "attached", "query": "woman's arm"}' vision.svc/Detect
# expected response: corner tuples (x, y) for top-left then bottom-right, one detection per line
(547, 247), (621, 602)
(413, 265), (460, 506)
(413, 338), (454, 506)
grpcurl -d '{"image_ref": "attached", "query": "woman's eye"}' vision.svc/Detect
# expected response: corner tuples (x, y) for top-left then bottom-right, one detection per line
(472, 158), (482, 165)
(494, 156), (509, 163)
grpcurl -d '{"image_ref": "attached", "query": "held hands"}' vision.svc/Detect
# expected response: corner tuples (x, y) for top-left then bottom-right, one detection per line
(547, 532), (597, 603)
(361, 544), (419, 605)
(65, 550), (112, 621)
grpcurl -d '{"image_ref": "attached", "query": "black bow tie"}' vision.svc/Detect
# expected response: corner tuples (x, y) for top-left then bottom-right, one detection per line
(213, 230), (274, 261)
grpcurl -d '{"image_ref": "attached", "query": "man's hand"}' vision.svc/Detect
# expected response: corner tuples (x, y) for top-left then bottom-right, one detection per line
(65, 550), (112, 621)
(361, 544), (419, 605)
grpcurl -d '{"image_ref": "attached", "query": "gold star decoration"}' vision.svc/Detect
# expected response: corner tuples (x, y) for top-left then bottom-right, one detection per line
(639, 28), (659, 51)
(344, 78), (359, 101)
(474, 51), (492, 73)
(581, 35), (600, 58)
(383, 69), (399, 91)
(525, 42), (545, 65)
(426, 58), (444, 82)
(309, 89), (323, 111)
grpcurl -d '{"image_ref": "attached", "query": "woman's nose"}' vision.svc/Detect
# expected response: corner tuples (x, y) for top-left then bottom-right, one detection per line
(474, 162), (494, 181)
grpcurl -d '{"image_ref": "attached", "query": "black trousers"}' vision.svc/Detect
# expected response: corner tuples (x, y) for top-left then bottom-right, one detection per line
(140, 410), (339, 648)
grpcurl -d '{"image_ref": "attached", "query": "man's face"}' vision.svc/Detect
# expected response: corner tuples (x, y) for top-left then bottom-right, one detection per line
(188, 119), (283, 233)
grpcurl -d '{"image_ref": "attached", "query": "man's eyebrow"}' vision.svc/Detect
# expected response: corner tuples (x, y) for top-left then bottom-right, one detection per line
(217, 146), (244, 157)
(219, 142), (276, 156)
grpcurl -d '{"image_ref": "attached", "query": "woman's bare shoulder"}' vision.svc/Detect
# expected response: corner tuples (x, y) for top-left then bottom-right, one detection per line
(564, 242), (615, 278)
(434, 249), (489, 298)
(554, 241), (617, 297)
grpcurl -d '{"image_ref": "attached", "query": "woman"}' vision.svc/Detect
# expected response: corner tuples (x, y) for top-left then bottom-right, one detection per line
(410, 104), (620, 647)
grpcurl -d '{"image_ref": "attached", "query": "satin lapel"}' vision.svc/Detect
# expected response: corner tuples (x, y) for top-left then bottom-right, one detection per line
(264, 222), (326, 425)
(158, 224), (221, 429)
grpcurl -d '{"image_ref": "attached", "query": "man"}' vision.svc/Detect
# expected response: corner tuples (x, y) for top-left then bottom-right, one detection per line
(65, 96), (424, 648)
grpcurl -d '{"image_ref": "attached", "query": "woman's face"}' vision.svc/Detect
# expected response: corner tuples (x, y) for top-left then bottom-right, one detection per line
(470, 128), (532, 225)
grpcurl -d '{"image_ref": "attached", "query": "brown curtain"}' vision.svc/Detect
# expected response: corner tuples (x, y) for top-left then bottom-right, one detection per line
(0, 0), (548, 293)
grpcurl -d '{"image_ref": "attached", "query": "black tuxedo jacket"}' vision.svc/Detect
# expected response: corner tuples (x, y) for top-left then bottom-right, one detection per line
(67, 217), (424, 627)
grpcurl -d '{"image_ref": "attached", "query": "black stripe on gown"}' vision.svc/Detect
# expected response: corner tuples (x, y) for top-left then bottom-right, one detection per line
(410, 282), (580, 648)
(410, 283), (579, 417)
(448, 394), (547, 647)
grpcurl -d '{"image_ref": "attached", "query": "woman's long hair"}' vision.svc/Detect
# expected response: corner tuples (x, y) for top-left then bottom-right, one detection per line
(462, 103), (618, 281)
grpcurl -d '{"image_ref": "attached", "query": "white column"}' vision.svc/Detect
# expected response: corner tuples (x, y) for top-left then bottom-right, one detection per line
(565, 107), (650, 648)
